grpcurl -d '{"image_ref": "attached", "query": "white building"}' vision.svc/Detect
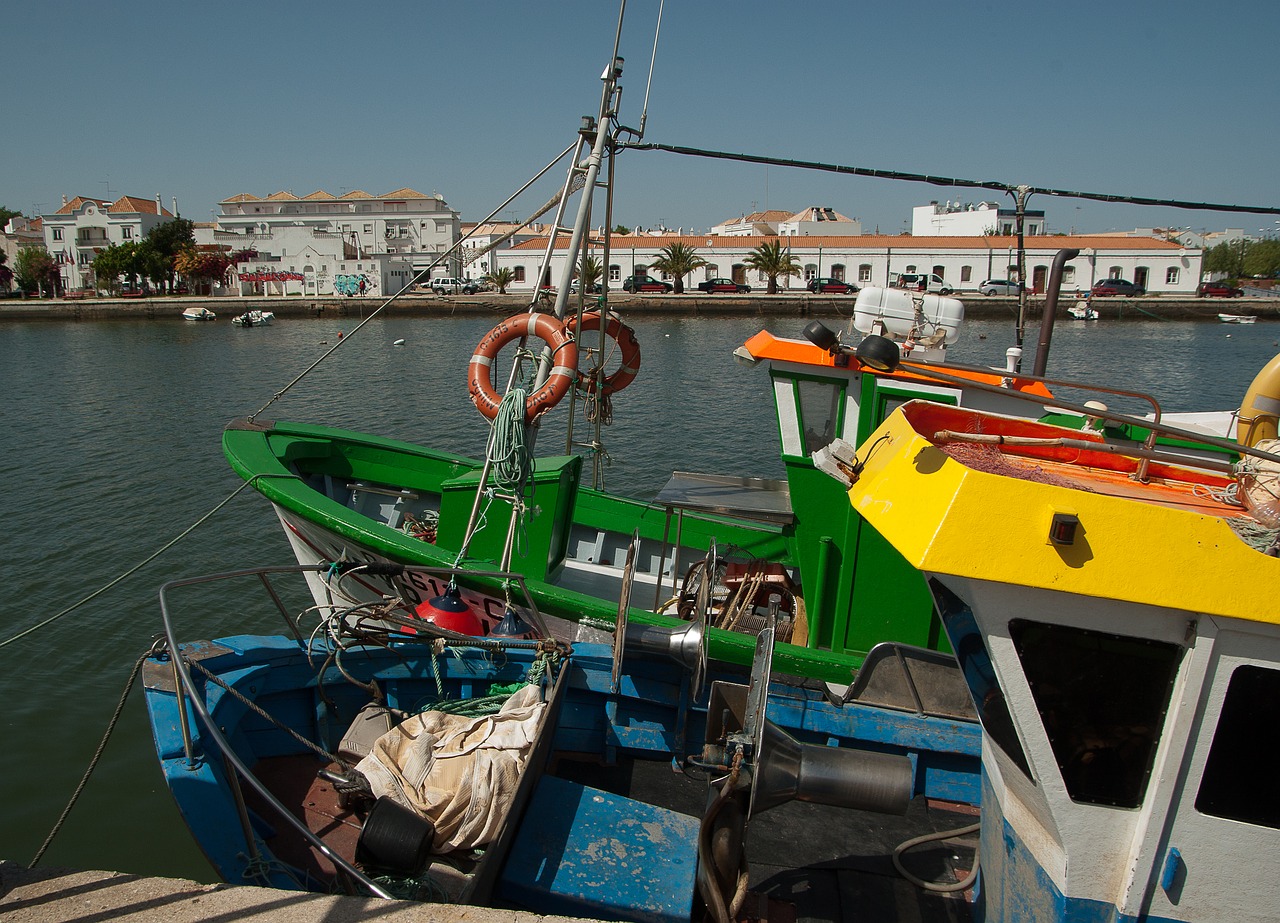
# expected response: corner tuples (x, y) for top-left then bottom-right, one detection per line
(912, 201), (1045, 237)
(43, 194), (175, 291)
(213, 187), (460, 296)
(495, 233), (1200, 296)
(1, 216), (44, 291)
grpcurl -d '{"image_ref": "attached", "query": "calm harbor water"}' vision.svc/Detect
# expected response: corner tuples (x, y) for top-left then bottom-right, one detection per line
(2, 309), (1276, 880)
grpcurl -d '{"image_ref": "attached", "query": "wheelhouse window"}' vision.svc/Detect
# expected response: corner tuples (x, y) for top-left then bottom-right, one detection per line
(1195, 664), (1280, 828)
(1010, 619), (1182, 809)
(931, 581), (1033, 779)
(773, 375), (844, 459)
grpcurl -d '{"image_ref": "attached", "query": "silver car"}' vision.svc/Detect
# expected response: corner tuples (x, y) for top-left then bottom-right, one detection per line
(978, 279), (1022, 296)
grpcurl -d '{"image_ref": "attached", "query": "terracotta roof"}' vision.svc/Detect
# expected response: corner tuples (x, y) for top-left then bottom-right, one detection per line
(221, 193), (261, 203)
(54, 196), (111, 215)
(785, 206), (855, 223)
(108, 195), (172, 216)
(265, 191), (296, 201)
(339, 190), (373, 199)
(511, 233), (1186, 251)
(379, 187), (431, 199)
(301, 190), (336, 200)
(716, 209), (793, 225)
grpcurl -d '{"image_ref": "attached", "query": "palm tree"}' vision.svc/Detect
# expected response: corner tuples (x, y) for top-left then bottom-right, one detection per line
(649, 242), (706, 294)
(574, 255), (604, 293)
(483, 267), (515, 294)
(745, 240), (801, 294)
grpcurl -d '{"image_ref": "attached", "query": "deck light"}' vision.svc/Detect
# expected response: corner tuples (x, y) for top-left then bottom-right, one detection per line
(1049, 512), (1079, 545)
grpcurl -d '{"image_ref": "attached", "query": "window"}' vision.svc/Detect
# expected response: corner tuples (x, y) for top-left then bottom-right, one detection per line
(1063, 266), (1076, 285)
(363, 224), (373, 233)
(609, 264), (621, 282)
(123, 227), (133, 240)
(52, 228), (63, 241)
(1166, 267), (1179, 285)
(1196, 664), (1280, 828)
(796, 379), (843, 456)
(960, 265), (972, 283)
(513, 265), (525, 282)
(904, 264), (917, 273)
(932, 265), (945, 279)
(858, 264), (872, 283)
(831, 263), (846, 282)
(1109, 266), (1123, 279)
(1011, 619), (1182, 808)
(804, 263), (817, 281)
(931, 581), (1032, 779)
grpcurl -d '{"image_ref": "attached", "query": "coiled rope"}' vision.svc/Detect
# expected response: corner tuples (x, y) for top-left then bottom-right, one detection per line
(488, 387), (533, 492)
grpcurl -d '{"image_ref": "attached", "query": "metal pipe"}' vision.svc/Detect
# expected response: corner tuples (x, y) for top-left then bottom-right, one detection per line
(1032, 248), (1080, 377)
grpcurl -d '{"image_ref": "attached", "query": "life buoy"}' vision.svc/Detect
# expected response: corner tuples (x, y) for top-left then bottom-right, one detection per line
(571, 312), (642, 395)
(468, 313), (578, 422)
(1237, 352), (1280, 447)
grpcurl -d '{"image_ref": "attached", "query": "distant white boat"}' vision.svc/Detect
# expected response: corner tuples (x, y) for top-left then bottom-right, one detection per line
(393, 338), (406, 346)
(1218, 313), (1257, 324)
(181, 307), (216, 322)
(232, 310), (275, 327)
(1068, 302), (1099, 320)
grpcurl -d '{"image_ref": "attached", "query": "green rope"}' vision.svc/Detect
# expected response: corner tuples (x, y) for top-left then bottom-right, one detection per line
(488, 388), (533, 492)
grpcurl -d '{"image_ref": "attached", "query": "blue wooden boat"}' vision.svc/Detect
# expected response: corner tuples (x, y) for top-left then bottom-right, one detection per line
(143, 562), (982, 921)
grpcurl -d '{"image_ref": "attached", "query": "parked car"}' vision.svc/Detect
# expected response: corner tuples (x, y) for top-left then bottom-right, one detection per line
(977, 279), (1023, 296)
(894, 272), (953, 295)
(460, 280), (490, 294)
(1091, 278), (1145, 297)
(431, 277), (465, 294)
(806, 277), (857, 294)
(697, 277), (751, 293)
(1197, 280), (1245, 298)
(622, 275), (673, 293)
(568, 281), (603, 294)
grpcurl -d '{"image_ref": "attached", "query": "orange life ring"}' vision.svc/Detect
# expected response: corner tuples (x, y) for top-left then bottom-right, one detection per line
(571, 312), (642, 395)
(468, 313), (578, 421)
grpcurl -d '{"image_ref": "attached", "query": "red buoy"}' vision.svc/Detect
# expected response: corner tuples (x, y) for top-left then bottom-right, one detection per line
(414, 585), (484, 635)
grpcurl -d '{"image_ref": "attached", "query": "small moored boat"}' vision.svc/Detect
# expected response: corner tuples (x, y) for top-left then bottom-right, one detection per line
(232, 309), (275, 327)
(1218, 313), (1256, 324)
(181, 307), (216, 321)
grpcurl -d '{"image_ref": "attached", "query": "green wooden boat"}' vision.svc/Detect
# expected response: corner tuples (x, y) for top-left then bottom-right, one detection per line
(224, 312), (1065, 684)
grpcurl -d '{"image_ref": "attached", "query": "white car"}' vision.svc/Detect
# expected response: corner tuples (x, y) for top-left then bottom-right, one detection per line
(978, 279), (1023, 296)
(431, 277), (464, 294)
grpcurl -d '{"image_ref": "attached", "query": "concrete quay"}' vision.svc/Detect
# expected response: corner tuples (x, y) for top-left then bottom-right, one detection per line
(0, 860), (592, 923)
(1, 291), (1278, 322)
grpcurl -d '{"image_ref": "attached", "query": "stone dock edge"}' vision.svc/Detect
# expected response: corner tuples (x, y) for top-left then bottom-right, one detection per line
(0, 859), (599, 923)
(2, 292), (1278, 322)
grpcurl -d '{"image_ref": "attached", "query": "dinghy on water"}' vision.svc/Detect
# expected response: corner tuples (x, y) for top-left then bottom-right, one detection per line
(232, 309), (274, 327)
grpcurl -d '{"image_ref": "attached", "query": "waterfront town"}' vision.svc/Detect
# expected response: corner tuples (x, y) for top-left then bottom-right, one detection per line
(0, 187), (1273, 302)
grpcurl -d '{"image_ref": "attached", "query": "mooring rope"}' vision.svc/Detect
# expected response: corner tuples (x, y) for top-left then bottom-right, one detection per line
(28, 644), (160, 868)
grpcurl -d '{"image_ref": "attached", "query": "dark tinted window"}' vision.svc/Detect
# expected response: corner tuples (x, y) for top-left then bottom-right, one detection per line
(1011, 620), (1182, 808)
(930, 581), (1033, 779)
(1195, 664), (1280, 828)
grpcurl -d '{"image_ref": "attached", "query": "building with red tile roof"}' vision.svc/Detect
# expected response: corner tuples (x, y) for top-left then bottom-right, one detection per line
(42, 193), (177, 291)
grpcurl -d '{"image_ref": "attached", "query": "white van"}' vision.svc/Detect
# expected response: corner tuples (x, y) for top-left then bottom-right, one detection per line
(895, 272), (954, 295)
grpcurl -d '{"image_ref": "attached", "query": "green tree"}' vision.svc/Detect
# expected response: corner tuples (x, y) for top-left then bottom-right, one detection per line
(14, 247), (60, 296)
(92, 241), (144, 293)
(143, 218), (196, 292)
(1203, 239), (1250, 278)
(648, 242), (706, 294)
(1243, 239), (1280, 279)
(0, 206), (23, 228)
(0, 248), (12, 290)
(483, 266), (515, 294)
(612, 224), (631, 236)
(574, 255), (604, 292)
(744, 239), (801, 294)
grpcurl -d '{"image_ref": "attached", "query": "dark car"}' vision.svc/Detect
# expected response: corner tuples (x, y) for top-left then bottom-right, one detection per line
(806, 277), (857, 294)
(1197, 281), (1244, 298)
(622, 275), (673, 293)
(1091, 278), (1145, 297)
(697, 277), (751, 293)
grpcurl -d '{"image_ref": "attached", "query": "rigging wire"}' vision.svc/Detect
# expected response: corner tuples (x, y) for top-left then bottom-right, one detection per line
(617, 141), (1280, 216)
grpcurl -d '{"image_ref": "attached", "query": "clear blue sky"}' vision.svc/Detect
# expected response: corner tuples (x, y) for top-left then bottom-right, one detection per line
(5, 0), (1278, 237)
